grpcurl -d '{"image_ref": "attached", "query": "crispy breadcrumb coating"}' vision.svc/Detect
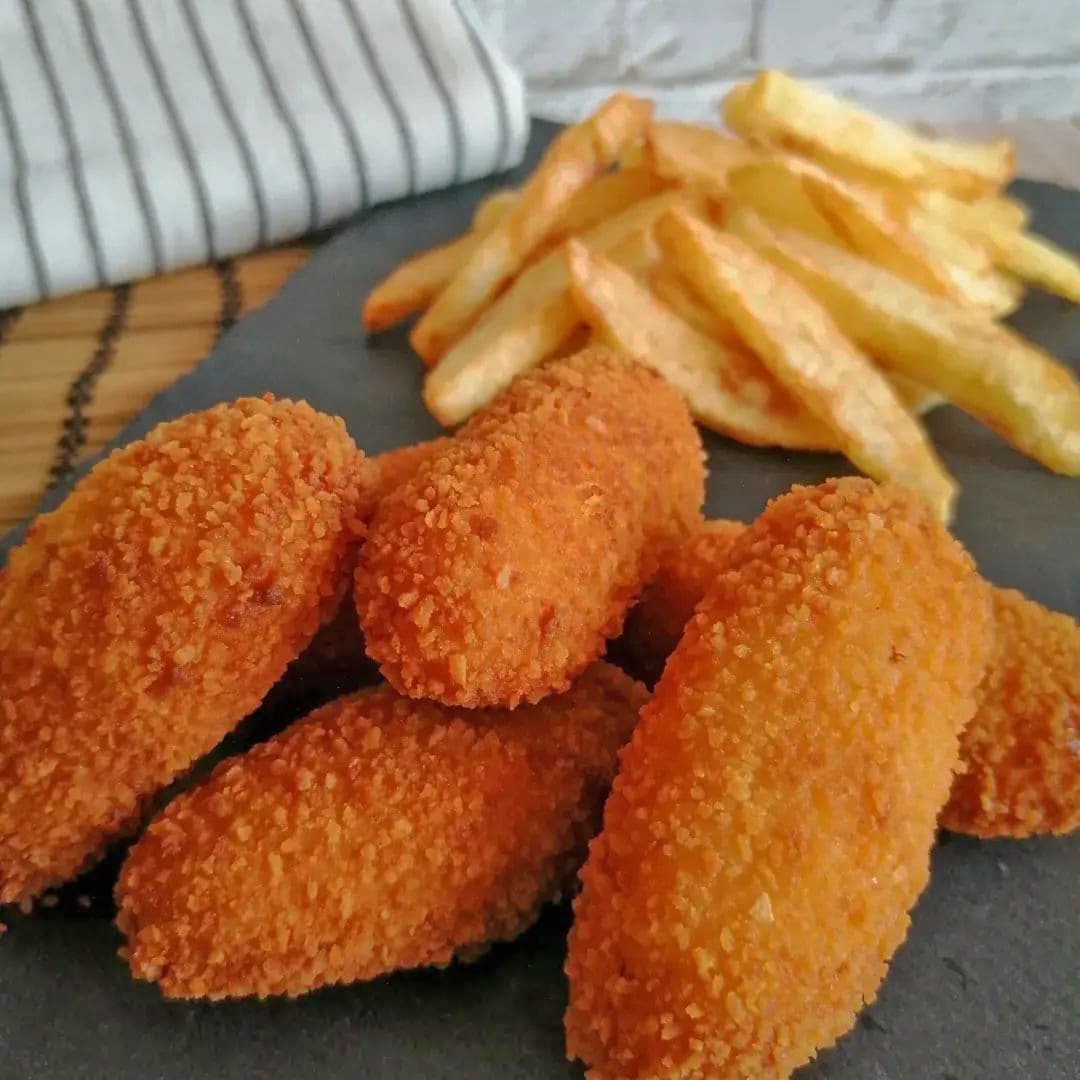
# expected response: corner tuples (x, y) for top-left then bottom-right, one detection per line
(618, 519), (746, 685)
(370, 438), (453, 509)
(116, 662), (646, 1000)
(0, 396), (370, 905)
(356, 348), (705, 707)
(942, 587), (1079, 838)
(565, 478), (989, 1079)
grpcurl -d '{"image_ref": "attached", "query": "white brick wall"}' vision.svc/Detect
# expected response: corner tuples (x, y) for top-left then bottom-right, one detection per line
(472, 0), (1080, 123)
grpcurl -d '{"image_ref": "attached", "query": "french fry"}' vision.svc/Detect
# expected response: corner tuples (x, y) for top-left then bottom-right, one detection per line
(562, 237), (835, 451)
(988, 231), (1080, 305)
(648, 266), (743, 349)
(471, 188), (519, 233)
(728, 209), (1080, 475)
(910, 189), (1030, 236)
(362, 190), (518, 333)
(547, 168), (669, 245)
(646, 121), (761, 195)
(725, 160), (841, 245)
(411, 93), (654, 363)
(658, 209), (956, 519)
(723, 70), (1014, 198)
(423, 189), (697, 426)
(887, 372), (946, 416)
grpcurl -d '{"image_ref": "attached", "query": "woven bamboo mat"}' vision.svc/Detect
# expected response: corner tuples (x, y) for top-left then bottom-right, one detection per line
(0, 247), (309, 533)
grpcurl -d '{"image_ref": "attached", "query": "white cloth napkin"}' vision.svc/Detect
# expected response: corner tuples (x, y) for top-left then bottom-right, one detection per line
(0, 0), (528, 308)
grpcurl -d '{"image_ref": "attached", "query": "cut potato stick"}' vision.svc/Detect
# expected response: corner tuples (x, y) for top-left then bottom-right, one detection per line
(646, 121), (762, 195)
(787, 157), (961, 299)
(887, 372), (946, 416)
(911, 189), (1029, 238)
(659, 210), (956, 519)
(729, 209), (1080, 475)
(562, 237), (835, 450)
(423, 189), (696, 425)
(990, 231), (1080, 305)
(725, 160), (841, 245)
(723, 70), (1013, 198)
(411, 92), (654, 363)
(362, 190), (518, 333)
(547, 167), (669, 246)
(648, 266), (743, 349)
(471, 188), (519, 233)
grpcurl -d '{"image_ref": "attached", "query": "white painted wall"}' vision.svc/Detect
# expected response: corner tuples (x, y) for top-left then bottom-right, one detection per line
(471, 0), (1080, 123)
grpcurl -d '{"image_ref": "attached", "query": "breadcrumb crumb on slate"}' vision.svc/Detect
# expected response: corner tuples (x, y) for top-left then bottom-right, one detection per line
(115, 662), (646, 1000)
(0, 396), (371, 906)
(564, 478), (990, 1079)
(942, 587), (1080, 838)
(617, 518), (746, 685)
(356, 348), (705, 708)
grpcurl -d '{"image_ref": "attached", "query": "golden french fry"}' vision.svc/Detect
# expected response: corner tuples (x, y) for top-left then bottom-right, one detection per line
(423, 189), (696, 426)
(790, 157), (960, 299)
(886, 371), (946, 415)
(726, 160), (842, 245)
(659, 209), (956, 519)
(362, 191), (518, 333)
(548, 168), (669, 245)
(412, 93), (654, 363)
(471, 188), (519, 233)
(646, 121), (762, 195)
(723, 70), (1013, 198)
(991, 231), (1080, 305)
(617, 139), (647, 170)
(648, 265), (744, 349)
(911, 189), (1030, 236)
(562, 237), (834, 451)
(729, 209), (1080, 475)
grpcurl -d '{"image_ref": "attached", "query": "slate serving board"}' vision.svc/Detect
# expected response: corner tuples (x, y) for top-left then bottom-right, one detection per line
(1, 121), (1077, 1080)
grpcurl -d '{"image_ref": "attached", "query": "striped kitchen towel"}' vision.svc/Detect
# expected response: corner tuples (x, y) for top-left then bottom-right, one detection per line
(0, 0), (528, 308)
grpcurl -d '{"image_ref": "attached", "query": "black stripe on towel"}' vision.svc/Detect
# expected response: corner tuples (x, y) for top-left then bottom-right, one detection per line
(76, 0), (164, 274)
(287, 0), (370, 211)
(0, 67), (48, 297)
(126, 0), (217, 261)
(339, 0), (419, 196)
(21, 0), (107, 286)
(181, 0), (270, 245)
(399, 0), (466, 183)
(49, 285), (132, 489)
(451, 0), (511, 172)
(235, 0), (320, 232)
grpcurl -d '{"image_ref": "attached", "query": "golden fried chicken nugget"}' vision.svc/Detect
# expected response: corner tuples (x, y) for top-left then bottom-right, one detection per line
(369, 438), (453, 510)
(356, 348), (705, 707)
(942, 587), (1079, 838)
(0, 397), (370, 905)
(618, 518), (745, 684)
(565, 478), (989, 1078)
(116, 662), (646, 999)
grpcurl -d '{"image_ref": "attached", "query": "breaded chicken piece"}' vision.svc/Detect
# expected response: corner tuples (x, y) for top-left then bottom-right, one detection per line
(116, 662), (646, 1000)
(0, 396), (370, 906)
(370, 438), (453, 505)
(942, 588), (1079, 838)
(356, 348), (705, 707)
(565, 478), (989, 1079)
(618, 518), (745, 685)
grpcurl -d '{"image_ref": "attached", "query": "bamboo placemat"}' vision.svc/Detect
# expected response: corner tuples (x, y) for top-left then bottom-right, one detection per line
(0, 248), (309, 533)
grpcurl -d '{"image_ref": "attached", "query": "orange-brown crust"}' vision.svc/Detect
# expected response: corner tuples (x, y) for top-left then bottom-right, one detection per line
(369, 438), (453, 511)
(618, 518), (746, 684)
(565, 478), (989, 1078)
(116, 663), (646, 1000)
(0, 396), (370, 905)
(942, 587), (1080, 838)
(356, 348), (705, 707)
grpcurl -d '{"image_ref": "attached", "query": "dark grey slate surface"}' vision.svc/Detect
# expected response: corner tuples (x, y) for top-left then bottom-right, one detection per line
(1, 122), (1077, 1079)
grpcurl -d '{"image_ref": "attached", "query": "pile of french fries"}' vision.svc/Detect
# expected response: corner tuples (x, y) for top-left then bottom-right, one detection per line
(363, 69), (1080, 522)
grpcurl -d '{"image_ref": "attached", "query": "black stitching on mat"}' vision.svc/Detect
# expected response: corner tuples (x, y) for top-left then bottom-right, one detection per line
(214, 258), (241, 343)
(48, 285), (132, 489)
(0, 307), (23, 346)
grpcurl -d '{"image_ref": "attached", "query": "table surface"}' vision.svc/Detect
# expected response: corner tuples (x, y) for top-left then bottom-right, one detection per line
(0, 117), (1077, 536)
